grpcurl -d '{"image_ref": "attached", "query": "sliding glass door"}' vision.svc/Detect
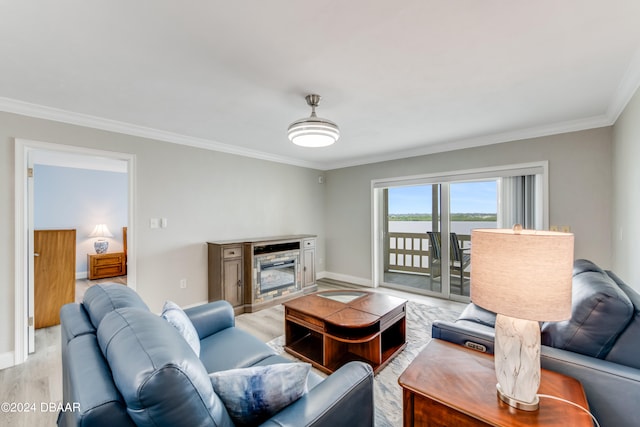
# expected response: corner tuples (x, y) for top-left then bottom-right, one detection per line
(372, 163), (547, 302)
(383, 184), (444, 295)
(448, 181), (497, 296)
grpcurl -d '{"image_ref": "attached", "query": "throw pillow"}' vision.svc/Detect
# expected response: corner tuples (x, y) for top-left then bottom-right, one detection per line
(209, 363), (311, 426)
(161, 300), (200, 357)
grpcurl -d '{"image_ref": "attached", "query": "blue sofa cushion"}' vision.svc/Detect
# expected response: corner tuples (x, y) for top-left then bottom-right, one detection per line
(210, 363), (311, 426)
(161, 300), (201, 356)
(459, 303), (496, 328)
(59, 303), (95, 345)
(604, 271), (640, 369)
(199, 327), (278, 373)
(572, 258), (605, 275)
(83, 283), (149, 328)
(97, 308), (233, 427)
(541, 260), (634, 358)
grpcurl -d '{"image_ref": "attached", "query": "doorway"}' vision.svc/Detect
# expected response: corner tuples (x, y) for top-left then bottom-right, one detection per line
(14, 139), (136, 365)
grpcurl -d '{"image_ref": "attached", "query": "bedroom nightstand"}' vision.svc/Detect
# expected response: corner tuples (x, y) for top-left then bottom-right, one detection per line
(398, 339), (593, 426)
(88, 252), (126, 280)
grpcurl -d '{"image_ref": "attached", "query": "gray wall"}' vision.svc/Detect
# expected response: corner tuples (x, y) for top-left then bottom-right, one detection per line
(612, 86), (640, 288)
(324, 127), (613, 284)
(0, 111), (326, 357)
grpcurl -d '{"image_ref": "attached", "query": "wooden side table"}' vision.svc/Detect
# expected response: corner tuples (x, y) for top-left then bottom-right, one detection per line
(398, 339), (593, 426)
(88, 252), (126, 280)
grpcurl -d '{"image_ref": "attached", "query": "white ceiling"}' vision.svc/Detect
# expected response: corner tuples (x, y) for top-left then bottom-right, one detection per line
(2, 1), (640, 170)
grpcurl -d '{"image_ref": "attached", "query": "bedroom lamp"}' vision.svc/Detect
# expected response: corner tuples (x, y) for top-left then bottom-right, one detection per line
(288, 94), (340, 147)
(89, 223), (113, 254)
(470, 225), (573, 411)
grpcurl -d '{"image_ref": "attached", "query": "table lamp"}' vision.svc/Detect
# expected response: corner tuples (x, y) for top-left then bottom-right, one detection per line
(470, 225), (573, 411)
(89, 223), (113, 254)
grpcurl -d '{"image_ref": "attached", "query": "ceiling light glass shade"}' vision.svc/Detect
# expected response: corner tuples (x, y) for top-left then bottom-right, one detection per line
(288, 117), (340, 147)
(288, 94), (340, 147)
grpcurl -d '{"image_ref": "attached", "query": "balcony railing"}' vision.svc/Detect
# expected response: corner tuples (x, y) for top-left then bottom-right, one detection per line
(387, 232), (470, 276)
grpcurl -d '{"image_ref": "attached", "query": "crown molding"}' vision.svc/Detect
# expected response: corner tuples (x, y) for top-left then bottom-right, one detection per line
(324, 114), (613, 170)
(606, 46), (640, 123)
(3, 57), (639, 173)
(0, 97), (323, 170)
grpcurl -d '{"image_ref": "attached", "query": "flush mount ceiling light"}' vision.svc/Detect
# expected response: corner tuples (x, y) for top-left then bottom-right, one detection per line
(288, 94), (340, 147)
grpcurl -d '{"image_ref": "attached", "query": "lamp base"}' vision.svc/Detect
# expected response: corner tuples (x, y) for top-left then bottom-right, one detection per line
(94, 240), (109, 254)
(494, 314), (541, 411)
(497, 383), (539, 411)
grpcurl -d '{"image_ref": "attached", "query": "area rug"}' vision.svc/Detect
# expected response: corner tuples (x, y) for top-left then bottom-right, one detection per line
(267, 301), (461, 427)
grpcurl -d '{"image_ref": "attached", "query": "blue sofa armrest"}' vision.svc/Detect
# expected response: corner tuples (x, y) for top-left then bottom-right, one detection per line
(540, 346), (640, 427)
(59, 334), (135, 427)
(184, 300), (235, 339)
(259, 361), (374, 427)
(432, 320), (496, 354)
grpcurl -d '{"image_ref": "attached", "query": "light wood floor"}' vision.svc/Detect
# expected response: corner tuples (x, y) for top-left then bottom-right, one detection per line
(0, 278), (465, 427)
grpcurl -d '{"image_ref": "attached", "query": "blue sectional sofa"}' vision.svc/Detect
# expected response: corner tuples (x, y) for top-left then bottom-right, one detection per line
(58, 284), (374, 427)
(432, 259), (640, 427)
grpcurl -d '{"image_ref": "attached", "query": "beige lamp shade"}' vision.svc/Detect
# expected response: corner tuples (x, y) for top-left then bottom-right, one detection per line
(89, 224), (114, 238)
(470, 228), (574, 322)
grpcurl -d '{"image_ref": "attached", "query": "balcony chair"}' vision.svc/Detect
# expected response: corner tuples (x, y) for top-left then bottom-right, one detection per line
(427, 231), (442, 280)
(426, 231), (471, 295)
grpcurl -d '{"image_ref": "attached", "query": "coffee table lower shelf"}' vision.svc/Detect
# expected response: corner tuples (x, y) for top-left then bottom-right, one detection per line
(284, 320), (406, 374)
(286, 333), (324, 367)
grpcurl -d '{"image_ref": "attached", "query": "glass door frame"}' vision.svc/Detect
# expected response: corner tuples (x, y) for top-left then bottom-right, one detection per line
(371, 161), (548, 302)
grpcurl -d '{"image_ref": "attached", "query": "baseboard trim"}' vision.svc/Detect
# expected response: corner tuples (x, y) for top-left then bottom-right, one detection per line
(320, 272), (373, 288)
(76, 271), (88, 280)
(0, 351), (15, 370)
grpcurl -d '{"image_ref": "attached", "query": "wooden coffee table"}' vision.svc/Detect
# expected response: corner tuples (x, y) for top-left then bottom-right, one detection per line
(283, 290), (407, 374)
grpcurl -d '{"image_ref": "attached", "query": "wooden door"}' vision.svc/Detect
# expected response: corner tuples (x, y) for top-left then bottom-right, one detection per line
(34, 229), (76, 328)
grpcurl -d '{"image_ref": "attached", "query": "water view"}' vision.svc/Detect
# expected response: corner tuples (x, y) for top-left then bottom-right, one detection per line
(387, 181), (498, 236)
(388, 220), (497, 235)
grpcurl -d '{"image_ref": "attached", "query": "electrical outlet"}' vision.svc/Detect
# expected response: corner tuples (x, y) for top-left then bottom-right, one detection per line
(150, 218), (160, 229)
(179, 279), (187, 289)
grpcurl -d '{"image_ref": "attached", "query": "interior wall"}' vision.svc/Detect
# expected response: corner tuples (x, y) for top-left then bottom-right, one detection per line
(324, 127), (613, 285)
(0, 111), (326, 358)
(612, 85), (640, 289)
(34, 165), (128, 277)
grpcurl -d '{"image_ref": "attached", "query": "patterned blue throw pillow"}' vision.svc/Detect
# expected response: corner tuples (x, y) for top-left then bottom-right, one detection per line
(209, 363), (311, 426)
(161, 300), (201, 357)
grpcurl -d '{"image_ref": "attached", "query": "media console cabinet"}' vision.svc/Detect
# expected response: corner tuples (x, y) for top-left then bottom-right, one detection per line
(207, 235), (316, 314)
